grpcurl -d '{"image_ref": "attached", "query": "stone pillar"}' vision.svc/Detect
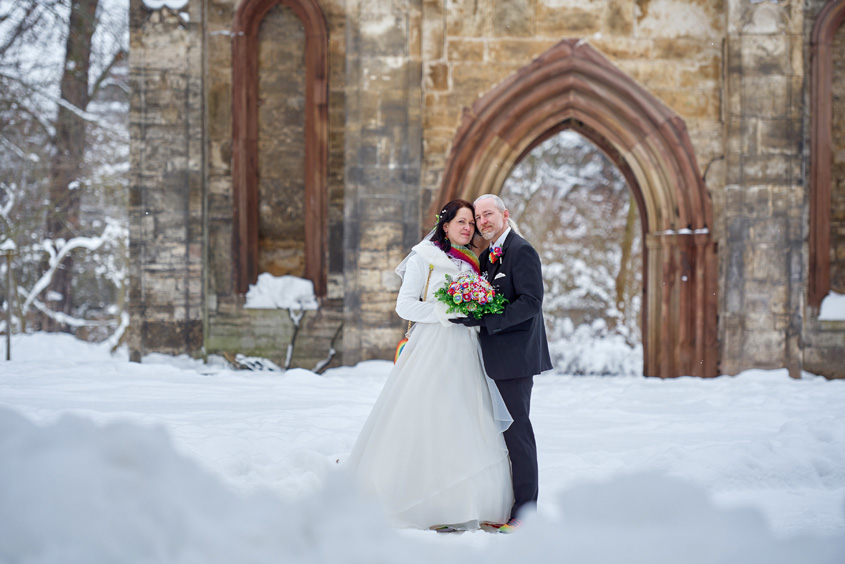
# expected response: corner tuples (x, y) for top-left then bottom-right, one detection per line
(343, 0), (423, 362)
(128, 0), (204, 360)
(722, 0), (805, 376)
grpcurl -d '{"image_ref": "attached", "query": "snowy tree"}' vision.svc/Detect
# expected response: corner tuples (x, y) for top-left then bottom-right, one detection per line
(0, 0), (129, 343)
(502, 131), (643, 375)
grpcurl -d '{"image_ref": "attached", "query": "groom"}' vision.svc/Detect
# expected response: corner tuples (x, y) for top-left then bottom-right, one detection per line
(451, 194), (552, 532)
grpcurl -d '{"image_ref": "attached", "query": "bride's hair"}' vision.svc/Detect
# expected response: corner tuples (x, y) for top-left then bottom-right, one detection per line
(431, 199), (475, 252)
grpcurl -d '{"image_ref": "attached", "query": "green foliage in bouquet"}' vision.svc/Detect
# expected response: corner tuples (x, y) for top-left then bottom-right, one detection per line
(434, 273), (508, 319)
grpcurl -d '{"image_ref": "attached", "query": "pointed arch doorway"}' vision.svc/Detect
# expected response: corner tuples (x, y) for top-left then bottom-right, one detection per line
(432, 40), (718, 378)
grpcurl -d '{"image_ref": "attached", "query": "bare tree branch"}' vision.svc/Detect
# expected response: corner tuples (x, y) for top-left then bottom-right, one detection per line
(89, 47), (125, 101)
(12, 103), (57, 142)
(20, 221), (123, 315)
(0, 0), (66, 58)
(0, 1), (41, 57)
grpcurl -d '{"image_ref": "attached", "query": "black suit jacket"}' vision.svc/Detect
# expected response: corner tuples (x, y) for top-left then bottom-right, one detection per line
(479, 230), (553, 380)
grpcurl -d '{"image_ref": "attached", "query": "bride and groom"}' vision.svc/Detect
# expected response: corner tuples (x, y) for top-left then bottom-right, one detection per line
(345, 194), (553, 533)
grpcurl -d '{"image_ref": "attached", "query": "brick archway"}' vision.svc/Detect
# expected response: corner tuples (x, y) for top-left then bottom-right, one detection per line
(232, 0), (328, 296)
(432, 39), (718, 378)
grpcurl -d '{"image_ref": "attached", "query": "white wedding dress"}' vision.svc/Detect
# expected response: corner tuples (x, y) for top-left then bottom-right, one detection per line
(345, 240), (513, 530)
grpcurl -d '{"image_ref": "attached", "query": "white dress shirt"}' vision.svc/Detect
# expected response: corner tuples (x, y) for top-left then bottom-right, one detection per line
(490, 227), (511, 252)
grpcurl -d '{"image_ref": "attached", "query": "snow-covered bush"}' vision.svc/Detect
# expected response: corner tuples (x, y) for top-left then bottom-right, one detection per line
(502, 130), (643, 375)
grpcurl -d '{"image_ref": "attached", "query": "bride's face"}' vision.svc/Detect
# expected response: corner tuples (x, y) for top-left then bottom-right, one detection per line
(444, 207), (475, 246)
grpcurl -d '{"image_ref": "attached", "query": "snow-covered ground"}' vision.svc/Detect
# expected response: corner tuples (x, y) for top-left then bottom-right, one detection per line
(1, 333), (844, 563)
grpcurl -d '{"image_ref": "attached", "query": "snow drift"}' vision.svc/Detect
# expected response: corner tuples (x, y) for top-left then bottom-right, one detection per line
(1, 406), (842, 564)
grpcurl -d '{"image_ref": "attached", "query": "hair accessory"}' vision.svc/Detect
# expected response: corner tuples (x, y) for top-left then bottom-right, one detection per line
(434, 208), (448, 227)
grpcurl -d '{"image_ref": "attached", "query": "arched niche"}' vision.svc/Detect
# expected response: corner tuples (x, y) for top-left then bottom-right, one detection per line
(232, 0), (328, 296)
(432, 39), (718, 378)
(809, 0), (845, 308)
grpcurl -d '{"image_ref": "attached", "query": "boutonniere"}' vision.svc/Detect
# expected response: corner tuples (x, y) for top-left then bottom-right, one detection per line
(489, 246), (503, 264)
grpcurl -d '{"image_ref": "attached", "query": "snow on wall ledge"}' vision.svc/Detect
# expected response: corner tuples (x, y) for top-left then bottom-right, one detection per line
(819, 292), (845, 321)
(1, 406), (843, 564)
(142, 0), (189, 9)
(244, 274), (318, 311)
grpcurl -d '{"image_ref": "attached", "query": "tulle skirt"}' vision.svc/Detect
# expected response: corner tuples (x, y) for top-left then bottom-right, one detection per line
(345, 322), (513, 530)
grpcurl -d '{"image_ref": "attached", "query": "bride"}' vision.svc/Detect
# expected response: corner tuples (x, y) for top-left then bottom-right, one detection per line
(345, 199), (513, 531)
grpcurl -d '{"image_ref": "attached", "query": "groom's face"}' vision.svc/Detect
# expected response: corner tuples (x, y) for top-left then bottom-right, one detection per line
(474, 199), (509, 241)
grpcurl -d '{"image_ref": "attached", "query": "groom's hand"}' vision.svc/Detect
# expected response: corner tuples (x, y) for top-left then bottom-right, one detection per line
(450, 316), (483, 327)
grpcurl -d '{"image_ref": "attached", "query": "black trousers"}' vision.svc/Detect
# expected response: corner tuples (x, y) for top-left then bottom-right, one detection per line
(495, 376), (538, 520)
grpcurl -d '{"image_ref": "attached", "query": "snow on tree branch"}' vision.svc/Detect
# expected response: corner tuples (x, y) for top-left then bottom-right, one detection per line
(55, 97), (121, 136)
(19, 220), (127, 316)
(0, 184), (14, 225)
(29, 297), (116, 328)
(89, 49), (126, 101)
(104, 311), (130, 351)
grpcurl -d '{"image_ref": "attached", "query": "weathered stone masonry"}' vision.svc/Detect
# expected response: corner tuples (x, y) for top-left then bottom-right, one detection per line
(129, 0), (844, 378)
(128, 5), (204, 359)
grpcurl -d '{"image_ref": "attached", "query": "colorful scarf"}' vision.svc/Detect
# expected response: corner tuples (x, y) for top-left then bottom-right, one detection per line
(448, 244), (480, 274)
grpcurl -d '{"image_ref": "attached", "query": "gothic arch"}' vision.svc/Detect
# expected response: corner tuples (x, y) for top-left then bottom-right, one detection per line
(232, 0), (328, 296)
(809, 0), (845, 308)
(432, 39), (718, 378)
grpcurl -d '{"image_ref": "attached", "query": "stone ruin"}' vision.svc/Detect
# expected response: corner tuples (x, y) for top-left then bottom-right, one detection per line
(128, 0), (845, 378)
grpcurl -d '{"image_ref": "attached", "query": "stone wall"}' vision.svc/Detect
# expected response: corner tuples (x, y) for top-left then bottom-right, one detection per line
(411, 0), (842, 377)
(341, 0), (424, 364)
(419, 0), (727, 378)
(419, 0), (724, 221)
(721, 0), (806, 375)
(129, 0), (347, 370)
(417, 0), (727, 375)
(128, 3), (204, 360)
(128, 0), (845, 377)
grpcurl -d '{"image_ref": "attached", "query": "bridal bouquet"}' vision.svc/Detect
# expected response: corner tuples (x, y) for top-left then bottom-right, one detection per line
(434, 273), (507, 319)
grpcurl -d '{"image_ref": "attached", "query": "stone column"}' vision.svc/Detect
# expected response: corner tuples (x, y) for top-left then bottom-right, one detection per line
(343, 0), (423, 363)
(723, 0), (805, 376)
(128, 0), (204, 360)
